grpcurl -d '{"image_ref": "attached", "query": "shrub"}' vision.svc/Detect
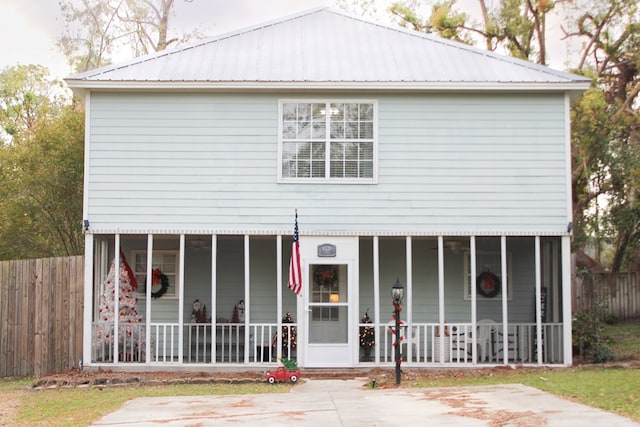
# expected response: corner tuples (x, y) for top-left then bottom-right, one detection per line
(573, 301), (614, 363)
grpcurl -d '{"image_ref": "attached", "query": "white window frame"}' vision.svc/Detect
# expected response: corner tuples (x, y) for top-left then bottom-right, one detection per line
(464, 250), (513, 300)
(132, 250), (180, 299)
(277, 99), (378, 184)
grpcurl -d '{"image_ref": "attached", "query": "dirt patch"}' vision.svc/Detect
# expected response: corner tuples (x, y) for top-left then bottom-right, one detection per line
(0, 393), (20, 427)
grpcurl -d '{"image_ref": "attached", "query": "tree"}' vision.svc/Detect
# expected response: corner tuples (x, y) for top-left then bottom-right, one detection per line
(58, 0), (124, 73)
(0, 103), (85, 260)
(0, 65), (67, 143)
(567, 0), (640, 272)
(59, 0), (197, 73)
(389, 0), (563, 64)
(96, 251), (144, 361)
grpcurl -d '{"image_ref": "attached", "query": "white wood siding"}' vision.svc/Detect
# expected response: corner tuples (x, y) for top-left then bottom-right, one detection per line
(86, 92), (569, 234)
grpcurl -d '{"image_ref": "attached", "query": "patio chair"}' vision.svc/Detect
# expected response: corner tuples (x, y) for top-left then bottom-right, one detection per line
(477, 319), (497, 362)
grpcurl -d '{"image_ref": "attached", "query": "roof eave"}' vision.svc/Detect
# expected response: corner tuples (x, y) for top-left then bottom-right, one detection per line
(64, 79), (591, 95)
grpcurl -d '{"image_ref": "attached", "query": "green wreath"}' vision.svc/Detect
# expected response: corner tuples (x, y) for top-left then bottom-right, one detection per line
(476, 271), (500, 298)
(147, 268), (169, 298)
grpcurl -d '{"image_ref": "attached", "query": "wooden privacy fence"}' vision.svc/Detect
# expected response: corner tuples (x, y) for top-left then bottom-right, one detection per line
(573, 272), (640, 321)
(0, 256), (84, 377)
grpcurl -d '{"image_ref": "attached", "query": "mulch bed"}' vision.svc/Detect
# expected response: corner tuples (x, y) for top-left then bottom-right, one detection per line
(28, 359), (640, 390)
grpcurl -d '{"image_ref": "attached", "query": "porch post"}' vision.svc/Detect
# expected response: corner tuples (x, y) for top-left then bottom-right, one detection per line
(178, 234), (185, 363)
(276, 235), (283, 361)
(145, 234), (153, 363)
(373, 236), (380, 365)
(211, 235), (217, 364)
(562, 235), (573, 365)
(437, 236), (445, 363)
(82, 233), (94, 367)
(470, 236), (477, 364)
(244, 235), (250, 364)
(114, 234), (120, 364)
(405, 236), (413, 362)
(535, 236), (543, 365)
(501, 236), (508, 365)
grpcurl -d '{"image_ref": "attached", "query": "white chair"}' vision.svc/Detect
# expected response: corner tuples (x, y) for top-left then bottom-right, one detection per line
(477, 319), (497, 362)
(386, 320), (420, 362)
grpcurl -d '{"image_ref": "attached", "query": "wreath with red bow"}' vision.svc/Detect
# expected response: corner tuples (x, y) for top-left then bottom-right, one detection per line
(147, 268), (169, 298)
(476, 271), (500, 298)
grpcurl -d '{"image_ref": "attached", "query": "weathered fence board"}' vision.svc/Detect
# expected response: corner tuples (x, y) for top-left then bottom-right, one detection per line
(0, 256), (84, 377)
(573, 272), (640, 321)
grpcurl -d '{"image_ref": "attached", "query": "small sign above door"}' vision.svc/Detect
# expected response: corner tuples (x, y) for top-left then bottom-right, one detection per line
(317, 243), (337, 257)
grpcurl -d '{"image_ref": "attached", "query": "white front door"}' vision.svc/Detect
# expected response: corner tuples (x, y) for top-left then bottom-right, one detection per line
(305, 262), (353, 367)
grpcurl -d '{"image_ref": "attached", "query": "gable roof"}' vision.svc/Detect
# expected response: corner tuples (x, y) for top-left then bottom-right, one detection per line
(65, 7), (590, 93)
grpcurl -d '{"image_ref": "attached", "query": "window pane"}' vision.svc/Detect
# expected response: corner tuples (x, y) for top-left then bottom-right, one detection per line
(330, 142), (344, 159)
(345, 142), (359, 159)
(330, 160), (343, 178)
(311, 161), (325, 177)
(345, 123), (358, 139)
(345, 161), (358, 177)
(361, 142), (373, 160)
(312, 103), (326, 120)
(330, 122), (344, 139)
(298, 142), (311, 159)
(360, 161), (373, 177)
(360, 122), (373, 139)
(298, 104), (311, 121)
(283, 104), (297, 120)
(345, 103), (359, 120)
(361, 104), (373, 120)
(311, 142), (325, 159)
(298, 121), (311, 139)
(298, 160), (310, 177)
(282, 160), (295, 177)
(312, 122), (326, 139)
(282, 142), (297, 160)
(331, 103), (344, 120)
(283, 121), (297, 138)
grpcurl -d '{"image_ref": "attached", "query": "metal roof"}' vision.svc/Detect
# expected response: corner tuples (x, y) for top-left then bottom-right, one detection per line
(65, 7), (590, 92)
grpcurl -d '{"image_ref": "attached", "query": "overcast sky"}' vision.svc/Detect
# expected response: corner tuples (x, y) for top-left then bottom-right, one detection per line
(0, 0), (338, 78)
(0, 0), (573, 79)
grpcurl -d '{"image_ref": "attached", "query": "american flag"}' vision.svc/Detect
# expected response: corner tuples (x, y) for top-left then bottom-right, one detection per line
(288, 210), (302, 296)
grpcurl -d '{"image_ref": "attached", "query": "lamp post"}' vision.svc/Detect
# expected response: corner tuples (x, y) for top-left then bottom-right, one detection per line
(391, 278), (404, 385)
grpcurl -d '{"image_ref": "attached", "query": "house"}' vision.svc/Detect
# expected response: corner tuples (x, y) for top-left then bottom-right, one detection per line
(65, 8), (590, 369)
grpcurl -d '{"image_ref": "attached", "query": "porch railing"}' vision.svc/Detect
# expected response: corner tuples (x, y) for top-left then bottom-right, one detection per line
(92, 321), (561, 365)
(371, 322), (563, 365)
(91, 322), (146, 363)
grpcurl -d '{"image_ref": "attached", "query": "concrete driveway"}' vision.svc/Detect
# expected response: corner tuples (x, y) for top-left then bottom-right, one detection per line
(92, 378), (640, 426)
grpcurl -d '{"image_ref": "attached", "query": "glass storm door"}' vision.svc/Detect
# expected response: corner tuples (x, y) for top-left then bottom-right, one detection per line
(305, 263), (352, 367)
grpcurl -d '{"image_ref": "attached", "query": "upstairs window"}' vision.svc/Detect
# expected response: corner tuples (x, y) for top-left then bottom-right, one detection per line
(279, 101), (377, 183)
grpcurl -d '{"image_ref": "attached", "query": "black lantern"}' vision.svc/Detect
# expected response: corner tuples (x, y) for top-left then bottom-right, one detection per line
(392, 279), (404, 304)
(392, 278), (404, 385)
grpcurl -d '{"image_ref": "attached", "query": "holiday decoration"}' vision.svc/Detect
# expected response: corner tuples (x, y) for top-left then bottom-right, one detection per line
(265, 365), (300, 384)
(149, 268), (170, 298)
(359, 309), (375, 360)
(272, 312), (297, 358)
(191, 299), (209, 323)
(96, 250), (144, 361)
(313, 265), (338, 289)
(477, 271), (501, 298)
(231, 300), (245, 323)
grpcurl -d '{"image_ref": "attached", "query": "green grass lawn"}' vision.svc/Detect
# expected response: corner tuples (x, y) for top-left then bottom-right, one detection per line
(2, 320), (639, 426)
